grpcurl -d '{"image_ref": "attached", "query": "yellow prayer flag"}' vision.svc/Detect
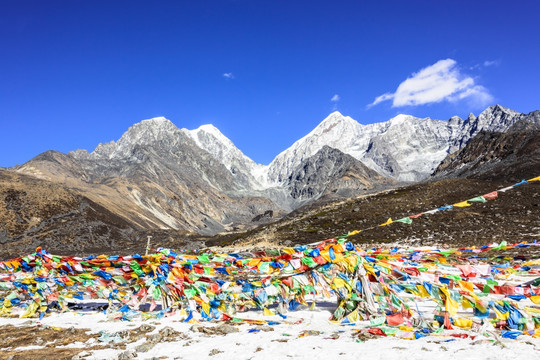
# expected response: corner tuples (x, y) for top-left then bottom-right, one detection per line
(530, 296), (540, 305)
(416, 284), (431, 298)
(493, 307), (509, 320)
(21, 301), (39, 318)
(440, 287), (459, 317)
(454, 317), (473, 329)
(453, 201), (471, 208)
(346, 309), (360, 323)
(263, 307), (275, 316)
(379, 218), (393, 227)
(528, 176), (540, 182)
(332, 277), (348, 289)
(248, 258), (261, 267)
(320, 251), (332, 262)
(458, 280), (474, 292)
(201, 302), (210, 316)
(399, 325), (414, 332)
(281, 248), (296, 254)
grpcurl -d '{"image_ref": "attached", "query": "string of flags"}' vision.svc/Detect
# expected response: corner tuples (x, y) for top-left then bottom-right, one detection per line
(0, 176), (538, 341)
(344, 175), (540, 236)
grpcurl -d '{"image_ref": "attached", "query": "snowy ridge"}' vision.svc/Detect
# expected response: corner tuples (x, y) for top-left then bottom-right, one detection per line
(266, 111), (437, 183)
(267, 112), (390, 183)
(267, 105), (535, 183)
(183, 124), (269, 189)
(82, 117), (180, 160)
(72, 105), (537, 189)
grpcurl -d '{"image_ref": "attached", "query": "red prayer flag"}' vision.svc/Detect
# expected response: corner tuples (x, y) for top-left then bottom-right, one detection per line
(368, 328), (387, 336)
(483, 191), (498, 200)
(386, 312), (404, 326)
(444, 312), (453, 329)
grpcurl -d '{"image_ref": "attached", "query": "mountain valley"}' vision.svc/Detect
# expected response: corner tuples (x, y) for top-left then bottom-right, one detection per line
(1, 104), (539, 257)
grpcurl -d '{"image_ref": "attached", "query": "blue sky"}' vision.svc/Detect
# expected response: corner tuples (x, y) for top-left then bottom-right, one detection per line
(1, 1), (539, 167)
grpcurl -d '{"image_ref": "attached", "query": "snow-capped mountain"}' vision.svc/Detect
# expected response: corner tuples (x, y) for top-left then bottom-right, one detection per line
(46, 117), (284, 234)
(71, 105), (535, 192)
(267, 105), (540, 183)
(77, 117), (181, 161)
(13, 104), (540, 235)
(267, 112), (385, 184)
(182, 124), (269, 190)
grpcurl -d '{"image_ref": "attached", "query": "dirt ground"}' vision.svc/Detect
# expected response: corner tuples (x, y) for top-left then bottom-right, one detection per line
(0, 324), (101, 360)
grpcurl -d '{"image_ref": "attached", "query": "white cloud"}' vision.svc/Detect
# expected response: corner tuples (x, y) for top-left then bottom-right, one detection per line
(330, 94), (340, 102)
(483, 60), (499, 67)
(223, 72), (234, 79)
(369, 59), (493, 108)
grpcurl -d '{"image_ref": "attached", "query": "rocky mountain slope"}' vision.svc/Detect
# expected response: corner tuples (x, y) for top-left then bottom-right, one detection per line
(0, 170), (139, 258)
(17, 118), (282, 235)
(433, 119), (540, 181)
(285, 145), (395, 205)
(201, 178), (540, 254)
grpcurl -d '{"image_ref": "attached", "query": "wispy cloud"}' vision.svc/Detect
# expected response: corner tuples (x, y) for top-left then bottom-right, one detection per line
(369, 59), (493, 108)
(330, 94), (340, 110)
(483, 60), (500, 67)
(223, 72), (234, 79)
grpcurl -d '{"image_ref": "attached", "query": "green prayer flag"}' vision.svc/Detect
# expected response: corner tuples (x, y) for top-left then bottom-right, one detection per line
(496, 240), (508, 249)
(301, 257), (317, 268)
(130, 261), (144, 276)
(468, 196), (487, 203)
(112, 275), (127, 285)
(369, 316), (386, 327)
(152, 287), (162, 300)
(395, 217), (413, 224)
(258, 262), (270, 273)
(382, 328), (398, 336)
(391, 293), (402, 307)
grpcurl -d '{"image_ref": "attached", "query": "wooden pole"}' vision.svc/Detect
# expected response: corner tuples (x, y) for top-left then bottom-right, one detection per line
(145, 235), (152, 256)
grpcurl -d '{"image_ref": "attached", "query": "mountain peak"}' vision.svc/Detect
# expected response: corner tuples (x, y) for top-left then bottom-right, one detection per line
(187, 124), (237, 153)
(88, 117), (181, 159)
(328, 110), (343, 117)
(483, 104), (519, 116)
(127, 116), (177, 134)
(135, 116), (175, 128)
(193, 124), (230, 143)
(388, 114), (419, 125)
(198, 123), (220, 132)
(321, 111), (352, 122)
(183, 123), (268, 189)
(147, 116), (169, 122)
(314, 111), (359, 133)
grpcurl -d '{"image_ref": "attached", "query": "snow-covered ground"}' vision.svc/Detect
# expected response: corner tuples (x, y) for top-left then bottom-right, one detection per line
(1, 299), (538, 360)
